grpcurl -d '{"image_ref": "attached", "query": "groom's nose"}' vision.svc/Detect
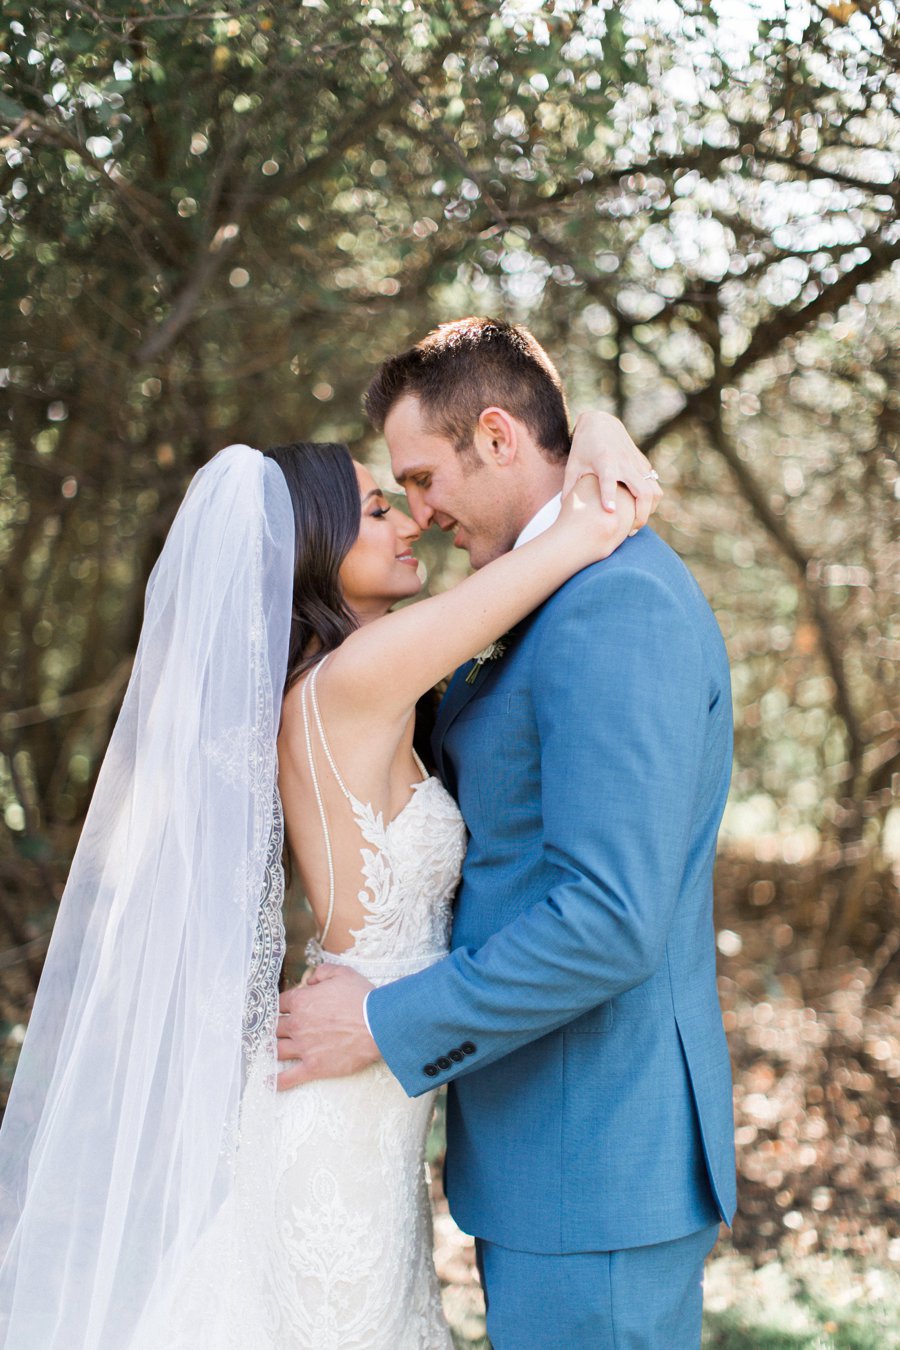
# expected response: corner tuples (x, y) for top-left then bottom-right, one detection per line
(405, 490), (435, 531)
(397, 509), (421, 544)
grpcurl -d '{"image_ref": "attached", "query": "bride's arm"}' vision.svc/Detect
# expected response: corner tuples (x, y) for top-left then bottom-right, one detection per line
(564, 411), (662, 527)
(325, 476), (635, 724)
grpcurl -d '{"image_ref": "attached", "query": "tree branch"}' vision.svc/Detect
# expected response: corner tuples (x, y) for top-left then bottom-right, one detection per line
(706, 408), (866, 778)
(1, 660), (133, 734)
(11, 111), (187, 264)
(642, 241), (900, 455)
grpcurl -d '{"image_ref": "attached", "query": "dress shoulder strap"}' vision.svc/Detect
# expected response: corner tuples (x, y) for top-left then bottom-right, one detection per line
(299, 657), (429, 952)
(299, 657), (349, 951)
(307, 658), (353, 801)
(411, 746), (428, 782)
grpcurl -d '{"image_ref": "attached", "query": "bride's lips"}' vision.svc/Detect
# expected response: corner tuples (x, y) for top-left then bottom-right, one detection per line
(395, 551), (419, 568)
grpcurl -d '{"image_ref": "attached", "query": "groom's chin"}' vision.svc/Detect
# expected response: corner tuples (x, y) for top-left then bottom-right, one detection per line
(467, 538), (514, 570)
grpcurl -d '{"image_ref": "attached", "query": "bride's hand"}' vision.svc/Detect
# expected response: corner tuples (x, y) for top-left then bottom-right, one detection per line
(563, 411), (661, 529)
(552, 472), (637, 565)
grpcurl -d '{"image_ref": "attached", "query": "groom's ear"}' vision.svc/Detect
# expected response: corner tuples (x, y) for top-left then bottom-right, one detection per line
(474, 406), (518, 467)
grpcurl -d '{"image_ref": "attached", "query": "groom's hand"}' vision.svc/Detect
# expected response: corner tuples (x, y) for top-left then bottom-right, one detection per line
(276, 965), (380, 1090)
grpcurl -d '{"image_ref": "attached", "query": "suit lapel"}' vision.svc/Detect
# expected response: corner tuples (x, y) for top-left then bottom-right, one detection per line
(433, 663), (482, 785)
(433, 612), (543, 784)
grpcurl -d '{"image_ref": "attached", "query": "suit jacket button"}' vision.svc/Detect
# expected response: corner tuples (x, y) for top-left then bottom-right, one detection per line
(449, 1049), (464, 1063)
(423, 1063), (439, 1077)
(436, 1056), (452, 1070)
(460, 1041), (476, 1056)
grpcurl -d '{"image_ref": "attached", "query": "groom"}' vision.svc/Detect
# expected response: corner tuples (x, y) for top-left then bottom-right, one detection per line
(278, 318), (736, 1347)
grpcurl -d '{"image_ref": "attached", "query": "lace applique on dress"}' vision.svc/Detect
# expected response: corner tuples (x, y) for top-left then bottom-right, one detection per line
(301, 658), (464, 978)
(162, 660), (465, 1348)
(262, 658), (465, 1347)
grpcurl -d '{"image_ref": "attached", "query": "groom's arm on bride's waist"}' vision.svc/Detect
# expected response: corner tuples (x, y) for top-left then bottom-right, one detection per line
(366, 562), (716, 1097)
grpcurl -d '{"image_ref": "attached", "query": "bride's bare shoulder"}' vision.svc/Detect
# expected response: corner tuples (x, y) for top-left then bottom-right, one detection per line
(315, 637), (412, 732)
(278, 656), (395, 760)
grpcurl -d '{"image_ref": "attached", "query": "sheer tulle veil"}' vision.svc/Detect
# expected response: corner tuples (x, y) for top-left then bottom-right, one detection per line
(0, 445), (295, 1348)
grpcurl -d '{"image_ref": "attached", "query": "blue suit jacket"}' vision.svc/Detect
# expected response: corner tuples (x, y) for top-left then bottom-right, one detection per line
(367, 529), (736, 1253)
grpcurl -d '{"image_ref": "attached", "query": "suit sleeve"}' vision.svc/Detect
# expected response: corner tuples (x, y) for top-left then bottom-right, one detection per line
(366, 565), (709, 1097)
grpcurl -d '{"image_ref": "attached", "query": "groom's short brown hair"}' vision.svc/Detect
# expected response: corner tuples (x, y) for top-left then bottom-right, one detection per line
(364, 317), (571, 463)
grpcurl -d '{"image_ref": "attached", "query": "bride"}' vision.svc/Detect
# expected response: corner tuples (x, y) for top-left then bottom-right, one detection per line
(0, 420), (653, 1349)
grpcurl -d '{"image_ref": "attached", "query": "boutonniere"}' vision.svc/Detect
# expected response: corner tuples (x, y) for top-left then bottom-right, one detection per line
(465, 635), (511, 685)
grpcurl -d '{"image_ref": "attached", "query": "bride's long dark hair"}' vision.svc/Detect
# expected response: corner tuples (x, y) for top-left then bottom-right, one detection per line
(263, 441), (361, 691)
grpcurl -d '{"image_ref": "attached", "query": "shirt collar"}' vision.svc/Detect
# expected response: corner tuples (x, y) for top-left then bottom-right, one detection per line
(514, 493), (562, 549)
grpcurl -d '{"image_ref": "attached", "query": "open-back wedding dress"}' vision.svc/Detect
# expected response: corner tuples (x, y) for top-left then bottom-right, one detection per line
(266, 661), (466, 1347)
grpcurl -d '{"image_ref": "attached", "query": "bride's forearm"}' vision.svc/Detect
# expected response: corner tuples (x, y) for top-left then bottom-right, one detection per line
(326, 481), (635, 721)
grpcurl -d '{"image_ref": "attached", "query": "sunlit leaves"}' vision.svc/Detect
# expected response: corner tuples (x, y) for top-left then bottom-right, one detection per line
(0, 0), (896, 922)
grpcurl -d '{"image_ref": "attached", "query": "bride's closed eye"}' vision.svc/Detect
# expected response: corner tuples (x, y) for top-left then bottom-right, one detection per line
(370, 505), (391, 519)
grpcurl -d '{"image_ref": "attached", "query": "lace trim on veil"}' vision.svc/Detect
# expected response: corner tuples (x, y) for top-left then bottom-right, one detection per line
(242, 789), (287, 1063)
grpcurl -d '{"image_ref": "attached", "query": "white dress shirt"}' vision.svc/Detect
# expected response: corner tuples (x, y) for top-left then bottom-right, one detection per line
(514, 492), (562, 548)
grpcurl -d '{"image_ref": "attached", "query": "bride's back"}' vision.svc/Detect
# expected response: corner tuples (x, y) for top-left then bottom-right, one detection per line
(278, 659), (458, 960)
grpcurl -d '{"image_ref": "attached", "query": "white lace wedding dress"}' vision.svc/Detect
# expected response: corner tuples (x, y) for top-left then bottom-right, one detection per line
(155, 662), (466, 1349)
(263, 665), (466, 1347)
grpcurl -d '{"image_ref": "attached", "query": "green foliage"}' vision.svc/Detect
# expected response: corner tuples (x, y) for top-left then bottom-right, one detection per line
(702, 1253), (900, 1349)
(1, 0), (898, 951)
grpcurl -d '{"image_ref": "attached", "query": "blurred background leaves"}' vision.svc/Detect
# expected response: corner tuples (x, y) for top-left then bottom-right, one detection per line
(0, 0), (898, 1279)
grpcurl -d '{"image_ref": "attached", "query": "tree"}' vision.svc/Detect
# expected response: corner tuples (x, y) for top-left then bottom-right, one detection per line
(1, 0), (897, 998)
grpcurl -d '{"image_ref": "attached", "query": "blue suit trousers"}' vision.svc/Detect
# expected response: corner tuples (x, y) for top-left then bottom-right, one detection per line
(476, 1223), (721, 1349)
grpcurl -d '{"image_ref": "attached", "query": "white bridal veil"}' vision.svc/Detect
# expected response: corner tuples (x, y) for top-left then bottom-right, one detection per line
(0, 445), (295, 1349)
